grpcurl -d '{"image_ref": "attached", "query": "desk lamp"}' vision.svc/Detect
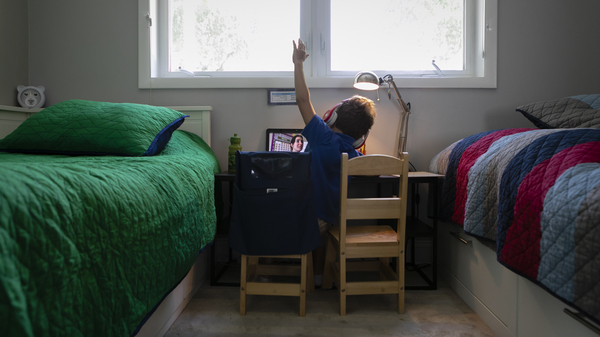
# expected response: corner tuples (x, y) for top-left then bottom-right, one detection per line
(354, 71), (411, 158)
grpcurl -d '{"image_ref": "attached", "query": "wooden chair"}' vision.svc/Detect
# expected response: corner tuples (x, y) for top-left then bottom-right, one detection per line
(322, 152), (409, 315)
(228, 151), (322, 317)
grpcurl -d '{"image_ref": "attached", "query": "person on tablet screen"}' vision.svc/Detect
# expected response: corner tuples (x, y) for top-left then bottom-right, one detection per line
(290, 134), (304, 152)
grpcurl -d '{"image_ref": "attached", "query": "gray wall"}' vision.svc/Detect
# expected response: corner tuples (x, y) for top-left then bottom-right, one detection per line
(0, 1), (29, 106)
(15, 0), (600, 171)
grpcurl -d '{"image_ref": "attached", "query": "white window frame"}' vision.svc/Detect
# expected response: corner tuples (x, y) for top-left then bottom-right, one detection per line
(138, 0), (497, 89)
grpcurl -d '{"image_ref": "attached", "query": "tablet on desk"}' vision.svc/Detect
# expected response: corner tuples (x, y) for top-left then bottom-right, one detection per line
(266, 128), (307, 152)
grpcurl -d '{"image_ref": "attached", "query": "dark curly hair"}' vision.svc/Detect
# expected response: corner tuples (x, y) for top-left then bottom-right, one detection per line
(333, 95), (376, 140)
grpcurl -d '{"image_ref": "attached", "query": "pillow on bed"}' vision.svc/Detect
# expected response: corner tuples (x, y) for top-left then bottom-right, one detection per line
(516, 94), (600, 129)
(0, 100), (187, 156)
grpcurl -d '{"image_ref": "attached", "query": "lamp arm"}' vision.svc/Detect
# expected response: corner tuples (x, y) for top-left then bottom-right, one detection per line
(389, 79), (410, 114)
(387, 77), (411, 156)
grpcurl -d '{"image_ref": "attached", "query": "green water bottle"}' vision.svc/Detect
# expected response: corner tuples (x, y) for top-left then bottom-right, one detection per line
(228, 134), (242, 173)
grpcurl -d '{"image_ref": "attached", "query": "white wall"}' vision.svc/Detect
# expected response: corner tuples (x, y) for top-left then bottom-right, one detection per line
(23, 0), (600, 172)
(0, 1), (29, 106)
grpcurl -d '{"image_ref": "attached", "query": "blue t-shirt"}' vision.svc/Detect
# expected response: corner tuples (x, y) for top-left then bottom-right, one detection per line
(302, 115), (360, 224)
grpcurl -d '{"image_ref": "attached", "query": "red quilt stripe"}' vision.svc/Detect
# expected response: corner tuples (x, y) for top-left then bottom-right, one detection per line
(501, 141), (600, 279)
(452, 128), (533, 223)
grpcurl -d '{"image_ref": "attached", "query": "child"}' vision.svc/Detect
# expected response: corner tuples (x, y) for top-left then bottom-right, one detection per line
(292, 39), (376, 286)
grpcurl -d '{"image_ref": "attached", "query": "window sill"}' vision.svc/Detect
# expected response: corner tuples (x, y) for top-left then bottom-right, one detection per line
(139, 75), (497, 89)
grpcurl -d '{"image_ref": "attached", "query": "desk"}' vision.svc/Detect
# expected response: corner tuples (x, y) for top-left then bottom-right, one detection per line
(405, 172), (444, 290)
(212, 171), (444, 289)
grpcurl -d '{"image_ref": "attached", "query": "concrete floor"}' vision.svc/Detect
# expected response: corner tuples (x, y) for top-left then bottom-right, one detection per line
(164, 266), (495, 337)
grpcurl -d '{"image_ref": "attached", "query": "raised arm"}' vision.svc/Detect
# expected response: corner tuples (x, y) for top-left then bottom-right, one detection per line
(293, 39), (316, 125)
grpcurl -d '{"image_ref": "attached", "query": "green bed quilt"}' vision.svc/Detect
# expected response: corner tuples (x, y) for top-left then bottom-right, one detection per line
(0, 130), (221, 337)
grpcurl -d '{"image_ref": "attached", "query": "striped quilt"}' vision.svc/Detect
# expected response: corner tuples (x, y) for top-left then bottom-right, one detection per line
(430, 128), (600, 325)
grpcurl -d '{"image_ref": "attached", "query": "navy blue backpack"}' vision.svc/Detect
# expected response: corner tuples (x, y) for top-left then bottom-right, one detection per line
(228, 151), (321, 255)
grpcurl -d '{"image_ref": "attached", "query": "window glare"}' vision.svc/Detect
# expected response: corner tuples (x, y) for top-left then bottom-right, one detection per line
(169, 0), (300, 72)
(330, 0), (464, 72)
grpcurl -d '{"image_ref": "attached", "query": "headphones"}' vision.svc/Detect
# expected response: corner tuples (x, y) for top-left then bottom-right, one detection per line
(323, 102), (369, 149)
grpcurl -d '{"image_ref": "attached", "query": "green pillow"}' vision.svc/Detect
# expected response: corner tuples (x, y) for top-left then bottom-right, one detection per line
(0, 100), (187, 156)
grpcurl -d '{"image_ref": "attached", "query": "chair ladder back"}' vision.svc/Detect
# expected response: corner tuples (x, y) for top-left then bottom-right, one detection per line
(340, 152), (409, 246)
(347, 154), (403, 176)
(345, 198), (403, 220)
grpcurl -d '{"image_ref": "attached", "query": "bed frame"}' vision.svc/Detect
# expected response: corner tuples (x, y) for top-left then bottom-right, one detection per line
(439, 220), (600, 337)
(0, 104), (213, 337)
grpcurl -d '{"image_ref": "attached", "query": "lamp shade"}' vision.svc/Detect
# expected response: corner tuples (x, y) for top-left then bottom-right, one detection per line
(353, 71), (380, 90)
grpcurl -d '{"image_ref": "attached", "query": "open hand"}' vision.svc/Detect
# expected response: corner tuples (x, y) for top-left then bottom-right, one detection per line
(292, 39), (309, 64)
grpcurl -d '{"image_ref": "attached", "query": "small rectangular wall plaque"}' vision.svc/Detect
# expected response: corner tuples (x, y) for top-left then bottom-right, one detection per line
(268, 89), (297, 105)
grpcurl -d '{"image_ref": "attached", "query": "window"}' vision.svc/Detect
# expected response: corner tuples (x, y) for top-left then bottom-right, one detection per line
(168, 0), (300, 73)
(138, 0), (497, 89)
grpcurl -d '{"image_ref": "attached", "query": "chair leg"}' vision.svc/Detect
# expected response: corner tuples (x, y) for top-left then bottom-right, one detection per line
(397, 252), (405, 314)
(322, 238), (336, 289)
(339, 253), (347, 316)
(300, 254), (307, 317)
(240, 254), (248, 316)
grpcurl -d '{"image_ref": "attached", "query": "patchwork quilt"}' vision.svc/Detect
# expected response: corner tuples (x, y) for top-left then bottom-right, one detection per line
(430, 128), (600, 325)
(0, 130), (221, 337)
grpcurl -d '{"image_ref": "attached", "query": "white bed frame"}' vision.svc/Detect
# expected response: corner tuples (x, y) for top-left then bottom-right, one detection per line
(0, 105), (42, 139)
(439, 220), (600, 337)
(0, 104), (213, 337)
